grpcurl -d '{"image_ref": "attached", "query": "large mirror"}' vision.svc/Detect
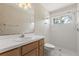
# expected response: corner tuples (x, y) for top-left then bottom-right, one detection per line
(0, 3), (34, 35)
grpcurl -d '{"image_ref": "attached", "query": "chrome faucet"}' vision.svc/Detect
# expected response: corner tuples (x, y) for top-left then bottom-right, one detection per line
(20, 34), (24, 38)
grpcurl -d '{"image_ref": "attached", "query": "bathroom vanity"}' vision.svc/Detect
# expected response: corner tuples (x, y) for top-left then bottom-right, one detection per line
(0, 34), (44, 56)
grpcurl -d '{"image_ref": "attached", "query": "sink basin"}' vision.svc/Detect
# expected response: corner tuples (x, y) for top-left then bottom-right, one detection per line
(14, 37), (32, 42)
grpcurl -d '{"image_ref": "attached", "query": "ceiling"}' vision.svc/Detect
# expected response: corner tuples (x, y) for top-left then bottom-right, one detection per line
(41, 3), (74, 12)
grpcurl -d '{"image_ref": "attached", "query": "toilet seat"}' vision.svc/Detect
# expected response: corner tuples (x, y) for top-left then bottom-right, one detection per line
(44, 43), (55, 49)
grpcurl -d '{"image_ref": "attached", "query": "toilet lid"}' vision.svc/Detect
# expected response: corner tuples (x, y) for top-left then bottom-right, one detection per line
(44, 43), (55, 48)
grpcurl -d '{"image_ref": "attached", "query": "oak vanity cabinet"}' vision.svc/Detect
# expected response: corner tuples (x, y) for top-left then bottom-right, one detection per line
(22, 41), (39, 56)
(0, 48), (21, 56)
(0, 39), (44, 56)
(38, 39), (44, 56)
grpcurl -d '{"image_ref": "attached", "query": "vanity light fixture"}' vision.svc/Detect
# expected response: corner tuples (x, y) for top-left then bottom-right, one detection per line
(17, 3), (31, 9)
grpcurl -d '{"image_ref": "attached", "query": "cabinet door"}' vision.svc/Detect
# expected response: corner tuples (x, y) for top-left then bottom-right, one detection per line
(22, 41), (38, 55)
(39, 39), (44, 46)
(23, 48), (38, 56)
(38, 39), (44, 56)
(39, 46), (44, 56)
(0, 48), (21, 56)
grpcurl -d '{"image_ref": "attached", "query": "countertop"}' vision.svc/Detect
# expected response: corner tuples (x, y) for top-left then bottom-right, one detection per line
(0, 34), (45, 53)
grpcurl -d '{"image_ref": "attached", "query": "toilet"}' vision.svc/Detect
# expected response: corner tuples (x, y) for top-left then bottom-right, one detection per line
(44, 43), (55, 56)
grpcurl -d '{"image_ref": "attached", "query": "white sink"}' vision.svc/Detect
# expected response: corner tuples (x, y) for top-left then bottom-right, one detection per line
(14, 37), (32, 42)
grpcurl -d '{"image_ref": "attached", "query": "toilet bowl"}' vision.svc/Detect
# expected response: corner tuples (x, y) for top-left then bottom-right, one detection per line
(44, 43), (55, 49)
(44, 43), (55, 56)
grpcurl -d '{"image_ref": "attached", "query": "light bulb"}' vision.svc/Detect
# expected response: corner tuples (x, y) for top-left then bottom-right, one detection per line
(18, 3), (23, 8)
(28, 3), (31, 8)
(24, 5), (28, 9)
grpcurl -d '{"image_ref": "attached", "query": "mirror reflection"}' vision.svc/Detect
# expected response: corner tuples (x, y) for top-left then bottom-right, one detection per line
(0, 3), (34, 35)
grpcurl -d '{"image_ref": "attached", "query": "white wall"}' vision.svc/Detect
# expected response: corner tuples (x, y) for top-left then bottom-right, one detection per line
(35, 4), (77, 52)
(35, 19), (50, 42)
(50, 24), (76, 51)
(76, 4), (79, 55)
(34, 3), (50, 42)
(50, 4), (77, 52)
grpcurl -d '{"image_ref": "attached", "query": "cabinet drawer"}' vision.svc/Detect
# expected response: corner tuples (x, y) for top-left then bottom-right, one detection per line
(22, 41), (38, 55)
(24, 48), (38, 56)
(39, 39), (44, 46)
(0, 48), (21, 56)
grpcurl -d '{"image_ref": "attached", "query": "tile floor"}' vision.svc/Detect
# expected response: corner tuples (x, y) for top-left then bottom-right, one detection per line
(44, 47), (78, 56)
